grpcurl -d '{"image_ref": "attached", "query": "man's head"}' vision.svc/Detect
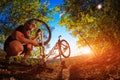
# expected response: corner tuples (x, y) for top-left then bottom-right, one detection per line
(24, 19), (36, 30)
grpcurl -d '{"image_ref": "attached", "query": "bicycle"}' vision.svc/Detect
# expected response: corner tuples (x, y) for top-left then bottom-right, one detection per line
(37, 30), (71, 64)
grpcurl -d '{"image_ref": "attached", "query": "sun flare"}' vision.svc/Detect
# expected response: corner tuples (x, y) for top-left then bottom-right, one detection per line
(78, 46), (91, 55)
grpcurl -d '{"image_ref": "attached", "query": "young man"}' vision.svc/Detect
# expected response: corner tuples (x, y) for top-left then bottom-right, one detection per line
(4, 19), (39, 62)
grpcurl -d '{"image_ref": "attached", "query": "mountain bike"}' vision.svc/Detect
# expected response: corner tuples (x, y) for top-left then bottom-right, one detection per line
(37, 31), (71, 63)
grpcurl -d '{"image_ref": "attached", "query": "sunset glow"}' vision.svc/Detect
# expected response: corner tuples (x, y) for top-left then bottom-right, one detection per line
(78, 46), (91, 55)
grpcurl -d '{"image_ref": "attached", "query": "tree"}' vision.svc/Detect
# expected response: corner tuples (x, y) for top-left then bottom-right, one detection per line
(58, 0), (120, 55)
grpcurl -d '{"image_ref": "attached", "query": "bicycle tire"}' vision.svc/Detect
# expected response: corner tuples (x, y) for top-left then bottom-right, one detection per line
(27, 18), (51, 45)
(60, 39), (71, 58)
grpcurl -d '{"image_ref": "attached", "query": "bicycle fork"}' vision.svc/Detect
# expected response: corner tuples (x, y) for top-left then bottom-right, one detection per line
(38, 29), (46, 66)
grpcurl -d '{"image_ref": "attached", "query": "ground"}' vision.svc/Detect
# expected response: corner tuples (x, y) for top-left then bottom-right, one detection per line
(0, 51), (70, 80)
(68, 46), (120, 80)
(0, 47), (120, 80)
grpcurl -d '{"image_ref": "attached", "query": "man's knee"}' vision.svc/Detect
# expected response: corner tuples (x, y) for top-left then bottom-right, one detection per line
(8, 40), (23, 56)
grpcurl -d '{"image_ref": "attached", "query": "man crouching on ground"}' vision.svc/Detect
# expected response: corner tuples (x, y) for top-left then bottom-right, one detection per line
(4, 19), (39, 63)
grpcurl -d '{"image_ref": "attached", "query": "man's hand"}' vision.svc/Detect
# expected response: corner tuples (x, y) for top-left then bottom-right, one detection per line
(31, 40), (39, 46)
(32, 29), (42, 40)
(36, 29), (42, 36)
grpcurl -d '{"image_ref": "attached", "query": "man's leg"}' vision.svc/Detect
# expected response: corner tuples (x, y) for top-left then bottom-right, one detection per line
(5, 40), (23, 64)
(23, 44), (33, 60)
(23, 51), (31, 60)
(8, 40), (24, 56)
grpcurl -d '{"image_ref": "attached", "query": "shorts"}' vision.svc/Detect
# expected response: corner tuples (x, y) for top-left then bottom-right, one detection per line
(4, 36), (15, 52)
(4, 36), (28, 54)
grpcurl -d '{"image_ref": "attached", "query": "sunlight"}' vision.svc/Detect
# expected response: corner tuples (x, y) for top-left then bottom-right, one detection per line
(97, 3), (102, 10)
(78, 46), (91, 55)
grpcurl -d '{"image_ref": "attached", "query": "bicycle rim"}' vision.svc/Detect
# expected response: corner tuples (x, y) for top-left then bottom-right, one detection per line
(27, 18), (51, 45)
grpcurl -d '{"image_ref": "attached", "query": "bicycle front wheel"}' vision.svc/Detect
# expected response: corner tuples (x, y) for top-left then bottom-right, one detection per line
(60, 40), (71, 58)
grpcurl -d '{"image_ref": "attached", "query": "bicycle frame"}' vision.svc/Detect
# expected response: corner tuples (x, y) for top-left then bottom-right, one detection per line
(46, 35), (63, 61)
(37, 27), (71, 66)
(37, 29), (46, 62)
(38, 29), (66, 62)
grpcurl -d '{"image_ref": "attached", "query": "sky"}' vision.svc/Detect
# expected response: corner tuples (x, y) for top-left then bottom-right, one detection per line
(45, 0), (79, 56)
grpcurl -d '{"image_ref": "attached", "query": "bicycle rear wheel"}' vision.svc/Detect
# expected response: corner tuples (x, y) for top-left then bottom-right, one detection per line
(26, 18), (51, 45)
(60, 40), (71, 58)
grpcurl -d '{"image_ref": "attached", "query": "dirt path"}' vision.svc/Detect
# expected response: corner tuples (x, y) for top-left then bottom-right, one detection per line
(0, 58), (70, 80)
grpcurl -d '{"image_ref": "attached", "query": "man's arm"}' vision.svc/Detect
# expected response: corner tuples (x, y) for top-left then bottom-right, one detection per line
(15, 31), (38, 46)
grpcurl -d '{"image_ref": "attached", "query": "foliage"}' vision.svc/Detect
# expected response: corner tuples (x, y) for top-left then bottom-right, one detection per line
(0, 0), (53, 44)
(58, 0), (120, 55)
